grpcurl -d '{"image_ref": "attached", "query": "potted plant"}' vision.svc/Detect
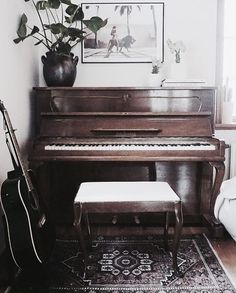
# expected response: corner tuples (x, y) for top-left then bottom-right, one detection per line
(167, 39), (186, 63)
(14, 0), (108, 86)
(148, 58), (163, 87)
(151, 58), (161, 74)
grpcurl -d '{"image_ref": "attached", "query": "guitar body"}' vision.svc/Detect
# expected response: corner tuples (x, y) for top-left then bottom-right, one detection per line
(0, 100), (55, 272)
(0, 170), (55, 269)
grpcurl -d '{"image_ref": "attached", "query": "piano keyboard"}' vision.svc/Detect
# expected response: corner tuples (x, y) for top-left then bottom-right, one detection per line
(45, 142), (216, 151)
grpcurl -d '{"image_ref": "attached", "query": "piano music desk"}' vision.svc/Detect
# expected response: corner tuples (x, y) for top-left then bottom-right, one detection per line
(73, 181), (183, 275)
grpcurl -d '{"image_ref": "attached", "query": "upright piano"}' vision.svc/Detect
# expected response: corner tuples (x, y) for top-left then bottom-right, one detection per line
(30, 87), (226, 236)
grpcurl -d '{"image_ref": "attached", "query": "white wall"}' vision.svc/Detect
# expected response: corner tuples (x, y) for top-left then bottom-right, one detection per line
(39, 0), (218, 87)
(0, 1), (39, 183)
(0, 1), (39, 253)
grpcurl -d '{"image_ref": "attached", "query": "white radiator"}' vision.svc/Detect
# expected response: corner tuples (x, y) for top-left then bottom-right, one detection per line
(222, 143), (236, 180)
(229, 142), (236, 179)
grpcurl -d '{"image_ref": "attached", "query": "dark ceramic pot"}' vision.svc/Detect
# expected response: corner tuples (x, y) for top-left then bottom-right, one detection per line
(41, 52), (78, 87)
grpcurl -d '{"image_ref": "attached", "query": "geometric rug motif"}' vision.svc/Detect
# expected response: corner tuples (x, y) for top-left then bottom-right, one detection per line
(49, 234), (236, 292)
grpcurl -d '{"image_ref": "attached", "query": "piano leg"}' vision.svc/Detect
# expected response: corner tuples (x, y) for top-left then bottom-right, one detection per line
(204, 161), (225, 238)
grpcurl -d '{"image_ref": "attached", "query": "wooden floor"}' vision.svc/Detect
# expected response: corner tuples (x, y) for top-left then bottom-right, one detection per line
(1, 226), (236, 292)
(210, 236), (236, 288)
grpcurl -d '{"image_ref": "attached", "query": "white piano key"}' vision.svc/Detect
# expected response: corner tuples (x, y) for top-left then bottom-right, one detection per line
(44, 142), (216, 151)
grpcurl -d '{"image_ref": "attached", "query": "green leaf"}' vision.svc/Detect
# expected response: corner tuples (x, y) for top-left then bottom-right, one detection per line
(83, 17), (108, 34)
(31, 26), (40, 35)
(14, 18), (39, 44)
(17, 13), (28, 38)
(21, 13), (28, 24)
(65, 6), (84, 22)
(65, 16), (70, 23)
(14, 33), (31, 44)
(36, 1), (49, 10)
(56, 42), (72, 54)
(13, 37), (23, 44)
(48, 0), (61, 9)
(44, 23), (67, 34)
(72, 7), (84, 21)
(50, 39), (60, 50)
(60, 0), (71, 4)
(67, 27), (85, 38)
(65, 4), (78, 15)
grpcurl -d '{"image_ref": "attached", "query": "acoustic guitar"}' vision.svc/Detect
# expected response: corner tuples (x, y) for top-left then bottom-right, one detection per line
(0, 100), (55, 270)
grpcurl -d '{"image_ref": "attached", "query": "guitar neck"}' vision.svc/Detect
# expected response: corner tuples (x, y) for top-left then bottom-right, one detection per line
(1, 104), (34, 192)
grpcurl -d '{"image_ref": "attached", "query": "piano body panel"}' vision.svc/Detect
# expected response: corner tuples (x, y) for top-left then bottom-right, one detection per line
(30, 148), (225, 162)
(33, 87), (216, 133)
(39, 113), (212, 138)
(31, 87), (225, 236)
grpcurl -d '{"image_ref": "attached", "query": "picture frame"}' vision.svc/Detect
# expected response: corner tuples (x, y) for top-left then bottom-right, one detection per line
(81, 2), (164, 63)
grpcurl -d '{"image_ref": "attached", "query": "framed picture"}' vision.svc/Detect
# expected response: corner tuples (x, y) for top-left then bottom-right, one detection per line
(81, 2), (164, 63)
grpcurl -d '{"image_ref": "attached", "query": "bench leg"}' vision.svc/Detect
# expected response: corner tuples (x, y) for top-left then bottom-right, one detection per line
(84, 211), (92, 248)
(164, 212), (169, 251)
(74, 203), (88, 273)
(172, 201), (183, 276)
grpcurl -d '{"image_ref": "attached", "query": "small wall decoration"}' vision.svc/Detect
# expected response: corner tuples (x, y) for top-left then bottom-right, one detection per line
(167, 39), (186, 63)
(81, 2), (164, 63)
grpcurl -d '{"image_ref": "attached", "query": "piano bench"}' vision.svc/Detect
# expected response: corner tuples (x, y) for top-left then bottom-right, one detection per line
(74, 181), (183, 275)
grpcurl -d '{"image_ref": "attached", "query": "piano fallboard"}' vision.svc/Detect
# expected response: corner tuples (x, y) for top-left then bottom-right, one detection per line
(30, 137), (225, 162)
(39, 112), (213, 138)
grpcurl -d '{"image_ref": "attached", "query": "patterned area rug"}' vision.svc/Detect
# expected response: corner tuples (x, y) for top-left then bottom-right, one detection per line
(48, 234), (235, 292)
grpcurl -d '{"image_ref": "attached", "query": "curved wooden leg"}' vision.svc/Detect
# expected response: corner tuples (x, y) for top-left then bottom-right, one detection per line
(73, 203), (87, 273)
(164, 212), (169, 251)
(208, 161), (225, 237)
(84, 211), (92, 248)
(173, 201), (183, 276)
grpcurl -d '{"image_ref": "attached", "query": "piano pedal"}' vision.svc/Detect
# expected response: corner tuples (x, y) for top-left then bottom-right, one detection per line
(112, 215), (118, 225)
(134, 215), (141, 225)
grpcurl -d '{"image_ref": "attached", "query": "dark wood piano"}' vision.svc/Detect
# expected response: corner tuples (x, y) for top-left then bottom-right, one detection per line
(30, 87), (226, 237)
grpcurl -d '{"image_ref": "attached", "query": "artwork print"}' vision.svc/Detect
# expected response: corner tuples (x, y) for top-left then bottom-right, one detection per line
(81, 2), (164, 63)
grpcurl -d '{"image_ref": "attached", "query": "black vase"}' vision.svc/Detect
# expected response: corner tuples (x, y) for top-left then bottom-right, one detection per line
(41, 52), (78, 87)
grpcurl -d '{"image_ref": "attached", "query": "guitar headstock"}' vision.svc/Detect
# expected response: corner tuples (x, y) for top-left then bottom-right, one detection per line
(0, 100), (6, 113)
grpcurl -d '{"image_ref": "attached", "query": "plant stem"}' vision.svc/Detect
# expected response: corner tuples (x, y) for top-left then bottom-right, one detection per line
(32, 35), (51, 50)
(46, 7), (59, 42)
(61, 2), (64, 24)
(44, 8), (53, 42)
(48, 7), (57, 23)
(32, 0), (50, 48)
(54, 8), (60, 23)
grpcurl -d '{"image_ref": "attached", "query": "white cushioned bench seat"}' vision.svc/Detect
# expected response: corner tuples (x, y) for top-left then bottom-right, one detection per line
(76, 181), (180, 203)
